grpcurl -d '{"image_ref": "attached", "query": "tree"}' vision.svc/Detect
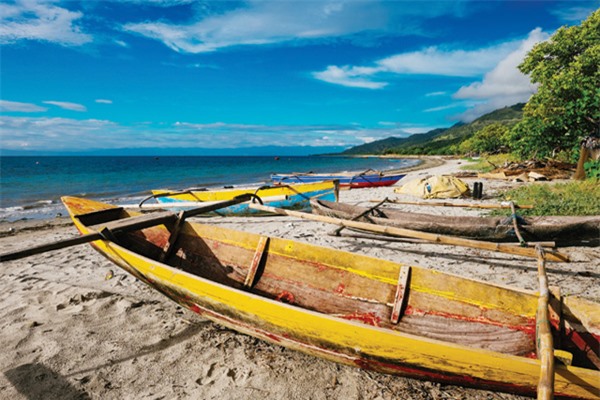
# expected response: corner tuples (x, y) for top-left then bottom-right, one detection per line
(459, 123), (509, 154)
(509, 10), (599, 159)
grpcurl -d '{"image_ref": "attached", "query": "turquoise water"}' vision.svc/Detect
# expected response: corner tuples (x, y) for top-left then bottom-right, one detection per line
(0, 156), (418, 220)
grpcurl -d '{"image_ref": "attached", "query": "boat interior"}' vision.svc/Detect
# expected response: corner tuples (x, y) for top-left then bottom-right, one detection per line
(73, 202), (600, 371)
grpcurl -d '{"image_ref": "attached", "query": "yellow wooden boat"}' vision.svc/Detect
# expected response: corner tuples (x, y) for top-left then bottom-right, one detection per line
(61, 196), (600, 399)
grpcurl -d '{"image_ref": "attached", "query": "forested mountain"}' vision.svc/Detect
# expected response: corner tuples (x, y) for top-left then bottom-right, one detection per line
(343, 104), (524, 155)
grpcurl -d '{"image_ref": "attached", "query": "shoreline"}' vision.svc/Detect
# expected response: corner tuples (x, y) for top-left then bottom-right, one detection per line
(0, 155), (427, 224)
(1, 157), (598, 399)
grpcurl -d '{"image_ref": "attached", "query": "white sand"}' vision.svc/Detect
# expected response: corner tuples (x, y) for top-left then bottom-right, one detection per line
(1, 157), (598, 399)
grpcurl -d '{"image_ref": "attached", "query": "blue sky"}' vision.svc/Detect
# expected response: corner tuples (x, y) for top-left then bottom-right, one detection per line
(1, 0), (598, 155)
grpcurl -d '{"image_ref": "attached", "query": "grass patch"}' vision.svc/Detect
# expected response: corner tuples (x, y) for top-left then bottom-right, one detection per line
(494, 179), (600, 216)
(461, 154), (517, 172)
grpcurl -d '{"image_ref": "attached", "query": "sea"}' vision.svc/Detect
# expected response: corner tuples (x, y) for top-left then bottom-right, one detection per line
(0, 155), (419, 221)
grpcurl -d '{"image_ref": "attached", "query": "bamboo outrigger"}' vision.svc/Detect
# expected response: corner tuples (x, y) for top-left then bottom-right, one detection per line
(29, 197), (600, 398)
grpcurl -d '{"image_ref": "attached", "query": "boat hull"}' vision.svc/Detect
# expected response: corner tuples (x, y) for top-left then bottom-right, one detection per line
(271, 173), (405, 188)
(61, 196), (600, 399)
(152, 181), (338, 216)
(311, 199), (600, 242)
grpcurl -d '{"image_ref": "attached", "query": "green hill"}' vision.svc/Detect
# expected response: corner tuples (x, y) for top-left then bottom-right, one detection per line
(343, 103), (524, 155)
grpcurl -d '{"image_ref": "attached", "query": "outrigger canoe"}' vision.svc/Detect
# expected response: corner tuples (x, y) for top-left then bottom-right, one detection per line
(271, 170), (405, 188)
(60, 196), (599, 399)
(311, 199), (600, 243)
(148, 181), (338, 216)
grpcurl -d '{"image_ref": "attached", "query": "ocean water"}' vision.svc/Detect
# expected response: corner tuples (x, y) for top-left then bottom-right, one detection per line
(0, 156), (418, 221)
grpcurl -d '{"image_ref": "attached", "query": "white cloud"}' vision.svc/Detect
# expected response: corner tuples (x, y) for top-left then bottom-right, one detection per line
(123, 2), (386, 53)
(312, 38), (524, 89)
(425, 91), (447, 97)
(0, 117), (117, 150)
(0, 100), (47, 112)
(453, 28), (547, 121)
(122, 1), (463, 53)
(43, 101), (87, 112)
(1, 116), (420, 151)
(424, 103), (465, 113)
(121, 0), (194, 5)
(377, 43), (519, 77)
(550, 6), (598, 22)
(95, 99), (113, 104)
(0, 1), (92, 46)
(313, 66), (387, 89)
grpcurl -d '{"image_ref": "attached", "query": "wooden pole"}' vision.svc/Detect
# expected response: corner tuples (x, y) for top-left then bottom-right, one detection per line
(370, 199), (534, 209)
(248, 203), (569, 262)
(535, 245), (555, 400)
(333, 232), (555, 248)
(0, 194), (254, 263)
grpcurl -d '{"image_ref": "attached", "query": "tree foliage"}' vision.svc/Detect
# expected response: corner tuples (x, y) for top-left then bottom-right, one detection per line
(510, 10), (600, 159)
(459, 123), (509, 154)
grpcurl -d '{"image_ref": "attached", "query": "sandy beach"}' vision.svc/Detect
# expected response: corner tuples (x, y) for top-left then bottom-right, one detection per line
(1, 157), (598, 400)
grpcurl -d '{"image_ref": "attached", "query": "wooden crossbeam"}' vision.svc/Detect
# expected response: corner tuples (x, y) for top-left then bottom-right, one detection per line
(390, 266), (410, 324)
(245, 236), (269, 288)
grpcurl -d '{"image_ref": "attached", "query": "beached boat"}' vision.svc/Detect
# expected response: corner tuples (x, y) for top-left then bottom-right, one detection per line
(61, 196), (600, 399)
(148, 181), (338, 216)
(271, 170), (405, 188)
(311, 199), (600, 242)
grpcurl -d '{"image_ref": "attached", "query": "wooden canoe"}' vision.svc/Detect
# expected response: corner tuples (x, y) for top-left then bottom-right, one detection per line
(311, 199), (600, 243)
(271, 170), (405, 188)
(61, 196), (600, 399)
(150, 181), (338, 216)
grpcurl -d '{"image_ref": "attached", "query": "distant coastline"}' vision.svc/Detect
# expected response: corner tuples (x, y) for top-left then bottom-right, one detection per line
(345, 154), (447, 173)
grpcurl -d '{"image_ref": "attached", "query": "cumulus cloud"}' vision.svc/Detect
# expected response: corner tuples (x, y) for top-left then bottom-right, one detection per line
(0, 100), (47, 112)
(0, 0), (92, 46)
(1, 116), (417, 151)
(313, 38), (523, 89)
(43, 101), (87, 112)
(453, 28), (547, 121)
(122, 1), (463, 53)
